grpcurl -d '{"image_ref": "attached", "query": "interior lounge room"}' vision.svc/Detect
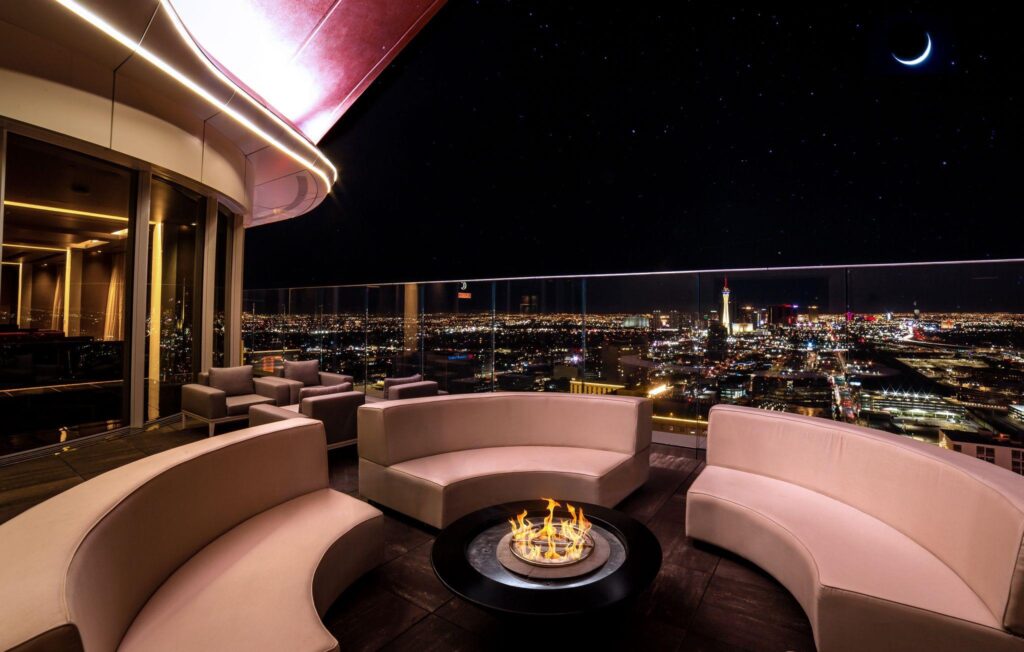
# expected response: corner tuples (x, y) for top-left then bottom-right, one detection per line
(1, 2), (1022, 651)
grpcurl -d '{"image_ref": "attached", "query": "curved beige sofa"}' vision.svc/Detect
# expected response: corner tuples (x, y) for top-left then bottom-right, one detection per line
(686, 405), (1024, 652)
(358, 392), (652, 528)
(0, 419), (382, 652)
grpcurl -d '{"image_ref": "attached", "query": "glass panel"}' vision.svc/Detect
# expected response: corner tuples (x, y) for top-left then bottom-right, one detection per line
(0, 134), (133, 454)
(422, 281), (494, 393)
(365, 285), (412, 398)
(696, 268), (849, 422)
(583, 274), (702, 432)
(494, 278), (584, 392)
(847, 262), (1024, 465)
(211, 205), (231, 367)
(144, 178), (203, 420)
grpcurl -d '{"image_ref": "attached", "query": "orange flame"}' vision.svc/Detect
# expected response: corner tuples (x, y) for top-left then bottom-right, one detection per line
(508, 498), (593, 563)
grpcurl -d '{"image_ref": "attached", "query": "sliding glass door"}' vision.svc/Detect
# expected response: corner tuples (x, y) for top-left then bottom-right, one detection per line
(144, 178), (205, 421)
(0, 134), (134, 454)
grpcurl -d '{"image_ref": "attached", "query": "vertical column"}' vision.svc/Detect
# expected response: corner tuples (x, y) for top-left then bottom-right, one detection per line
(0, 129), (6, 320)
(200, 199), (217, 372)
(147, 222), (163, 421)
(225, 213), (244, 366)
(129, 170), (153, 427)
(63, 248), (82, 335)
(18, 263), (31, 328)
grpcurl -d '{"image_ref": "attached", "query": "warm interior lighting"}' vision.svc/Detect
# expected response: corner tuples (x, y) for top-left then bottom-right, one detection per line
(508, 498), (593, 565)
(71, 239), (108, 249)
(2, 243), (67, 252)
(110, 228), (129, 237)
(53, 0), (336, 188)
(3, 200), (129, 222)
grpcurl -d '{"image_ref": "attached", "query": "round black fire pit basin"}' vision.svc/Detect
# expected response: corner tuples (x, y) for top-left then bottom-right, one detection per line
(431, 500), (662, 617)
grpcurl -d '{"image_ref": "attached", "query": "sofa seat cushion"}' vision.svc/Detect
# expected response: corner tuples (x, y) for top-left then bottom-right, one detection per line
(225, 394), (275, 416)
(366, 445), (648, 528)
(119, 489), (382, 652)
(391, 445), (631, 487)
(687, 466), (1000, 630)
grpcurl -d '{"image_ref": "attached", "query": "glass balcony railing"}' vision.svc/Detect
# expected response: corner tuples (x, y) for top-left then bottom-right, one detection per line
(242, 260), (1024, 470)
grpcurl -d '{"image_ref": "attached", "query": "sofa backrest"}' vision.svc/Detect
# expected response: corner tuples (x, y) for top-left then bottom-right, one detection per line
(706, 404), (1024, 635)
(0, 418), (328, 652)
(302, 391), (364, 445)
(387, 380), (438, 400)
(358, 392), (652, 467)
(383, 374), (422, 393)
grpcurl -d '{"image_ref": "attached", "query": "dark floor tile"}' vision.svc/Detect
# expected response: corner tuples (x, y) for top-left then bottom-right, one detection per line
(58, 437), (148, 479)
(328, 446), (360, 493)
(128, 425), (206, 455)
(324, 575), (429, 651)
(0, 456), (82, 525)
(382, 614), (484, 651)
(701, 573), (810, 633)
(380, 514), (434, 563)
(677, 631), (749, 652)
(688, 600), (815, 652)
(635, 562), (713, 629)
(689, 574), (814, 651)
(378, 539), (453, 612)
(619, 465), (689, 524)
(674, 462), (706, 497)
(712, 553), (784, 592)
(434, 598), (504, 637)
(0, 454), (78, 492)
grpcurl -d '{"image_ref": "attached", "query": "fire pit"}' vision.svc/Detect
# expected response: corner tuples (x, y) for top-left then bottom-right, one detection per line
(497, 499), (610, 580)
(431, 500), (662, 616)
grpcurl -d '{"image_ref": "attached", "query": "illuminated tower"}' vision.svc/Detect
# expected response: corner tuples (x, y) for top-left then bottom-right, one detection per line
(721, 276), (731, 334)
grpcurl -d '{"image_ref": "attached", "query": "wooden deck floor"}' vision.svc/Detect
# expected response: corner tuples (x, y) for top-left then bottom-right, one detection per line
(0, 423), (815, 651)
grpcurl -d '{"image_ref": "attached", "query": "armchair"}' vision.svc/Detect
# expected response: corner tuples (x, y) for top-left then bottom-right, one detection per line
(181, 365), (288, 436)
(250, 390), (365, 449)
(278, 359), (355, 404)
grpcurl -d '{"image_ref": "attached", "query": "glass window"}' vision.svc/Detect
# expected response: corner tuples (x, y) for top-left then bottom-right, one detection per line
(144, 178), (203, 420)
(0, 134), (133, 454)
(212, 205), (231, 368)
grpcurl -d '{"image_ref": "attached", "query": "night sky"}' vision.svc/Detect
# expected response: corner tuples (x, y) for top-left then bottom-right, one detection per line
(245, 2), (1020, 289)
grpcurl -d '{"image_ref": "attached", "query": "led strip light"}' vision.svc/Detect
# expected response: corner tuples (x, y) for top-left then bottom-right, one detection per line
(3, 200), (129, 222)
(53, 0), (337, 189)
(157, 0), (338, 183)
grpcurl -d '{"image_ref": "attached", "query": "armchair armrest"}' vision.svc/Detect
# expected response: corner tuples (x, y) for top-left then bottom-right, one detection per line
(319, 371), (355, 386)
(181, 383), (226, 419)
(253, 377), (294, 405)
(248, 403), (301, 427)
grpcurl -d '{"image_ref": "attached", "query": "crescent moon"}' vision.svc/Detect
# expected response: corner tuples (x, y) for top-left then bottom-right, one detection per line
(893, 32), (932, 66)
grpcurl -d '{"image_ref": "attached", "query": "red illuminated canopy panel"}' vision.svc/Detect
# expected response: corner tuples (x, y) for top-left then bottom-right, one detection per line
(168, 0), (445, 143)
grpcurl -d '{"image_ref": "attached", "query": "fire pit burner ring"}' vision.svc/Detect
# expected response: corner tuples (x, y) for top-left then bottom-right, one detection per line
(497, 530), (611, 579)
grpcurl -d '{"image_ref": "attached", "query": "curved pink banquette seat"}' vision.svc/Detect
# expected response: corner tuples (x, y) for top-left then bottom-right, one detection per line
(358, 392), (652, 528)
(0, 419), (382, 652)
(687, 404), (1024, 651)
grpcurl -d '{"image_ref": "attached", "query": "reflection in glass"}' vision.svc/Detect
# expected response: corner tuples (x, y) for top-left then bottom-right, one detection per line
(144, 178), (203, 420)
(212, 205), (231, 367)
(0, 134), (132, 454)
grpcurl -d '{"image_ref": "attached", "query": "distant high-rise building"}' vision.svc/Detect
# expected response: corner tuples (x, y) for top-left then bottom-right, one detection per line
(706, 322), (729, 362)
(721, 277), (731, 334)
